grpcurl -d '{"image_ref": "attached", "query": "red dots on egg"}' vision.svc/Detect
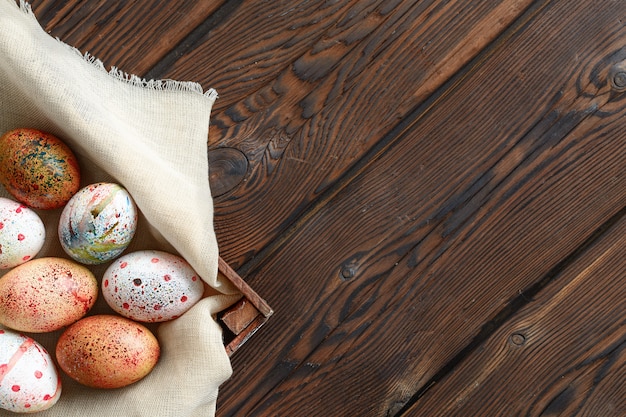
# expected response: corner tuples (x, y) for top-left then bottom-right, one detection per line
(22, 255), (30, 261)
(123, 303), (130, 310)
(101, 250), (204, 323)
(35, 370), (43, 379)
(120, 262), (128, 269)
(104, 279), (109, 287)
(12, 385), (20, 392)
(0, 222), (3, 229)
(43, 394), (51, 401)
(17, 234), (25, 241)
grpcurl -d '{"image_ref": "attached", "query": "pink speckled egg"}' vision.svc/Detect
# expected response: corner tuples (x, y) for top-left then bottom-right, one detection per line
(102, 250), (204, 322)
(0, 257), (98, 333)
(58, 182), (138, 265)
(56, 315), (160, 389)
(0, 128), (80, 210)
(0, 197), (45, 269)
(0, 329), (61, 413)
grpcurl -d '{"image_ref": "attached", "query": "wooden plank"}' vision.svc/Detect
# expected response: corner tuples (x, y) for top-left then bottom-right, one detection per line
(216, 257), (273, 356)
(406, 215), (625, 416)
(217, 256), (273, 318)
(220, 297), (261, 336)
(151, 0), (538, 268)
(29, 0), (225, 75)
(215, 0), (626, 415)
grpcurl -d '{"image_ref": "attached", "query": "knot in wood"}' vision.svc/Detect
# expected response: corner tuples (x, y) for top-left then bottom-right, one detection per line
(608, 62), (626, 92)
(339, 265), (357, 281)
(611, 72), (626, 90)
(509, 332), (526, 346)
(208, 147), (249, 197)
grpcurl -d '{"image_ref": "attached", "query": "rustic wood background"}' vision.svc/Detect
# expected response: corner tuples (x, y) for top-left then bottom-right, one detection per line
(29, 0), (625, 415)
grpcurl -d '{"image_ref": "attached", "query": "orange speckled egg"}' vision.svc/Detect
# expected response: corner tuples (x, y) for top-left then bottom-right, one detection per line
(0, 128), (80, 210)
(56, 315), (160, 389)
(0, 257), (97, 333)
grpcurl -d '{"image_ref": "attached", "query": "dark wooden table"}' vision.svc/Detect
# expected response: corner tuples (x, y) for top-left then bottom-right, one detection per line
(31, 0), (625, 415)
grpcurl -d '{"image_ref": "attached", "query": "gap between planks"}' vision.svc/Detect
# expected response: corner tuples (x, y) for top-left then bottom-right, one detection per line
(394, 206), (626, 415)
(228, 0), (553, 281)
(217, 0), (626, 414)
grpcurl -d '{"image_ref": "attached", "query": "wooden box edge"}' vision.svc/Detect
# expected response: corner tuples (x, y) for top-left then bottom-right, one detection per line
(216, 257), (273, 356)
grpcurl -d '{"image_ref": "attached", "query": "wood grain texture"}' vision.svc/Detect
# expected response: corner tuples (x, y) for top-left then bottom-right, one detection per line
(29, 0), (626, 415)
(154, 0), (537, 268)
(215, 0), (626, 415)
(406, 215), (625, 416)
(28, 0), (225, 75)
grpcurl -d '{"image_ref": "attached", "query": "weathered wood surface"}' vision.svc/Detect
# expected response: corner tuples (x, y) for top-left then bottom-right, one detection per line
(150, 0), (540, 269)
(28, 0), (626, 416)
(32, 0), (224, 75)
(210, 0), (626, 414)
(407, 214), (625, 416)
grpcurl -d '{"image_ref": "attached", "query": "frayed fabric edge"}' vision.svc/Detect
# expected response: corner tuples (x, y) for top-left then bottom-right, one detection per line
(16, 0), (218, 100)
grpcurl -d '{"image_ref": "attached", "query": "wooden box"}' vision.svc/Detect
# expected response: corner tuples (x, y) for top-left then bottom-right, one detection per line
(216, 257), (273, 356)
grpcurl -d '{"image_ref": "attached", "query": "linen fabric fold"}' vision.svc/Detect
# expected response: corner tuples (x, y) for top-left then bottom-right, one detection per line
(0, 1), (239, 415)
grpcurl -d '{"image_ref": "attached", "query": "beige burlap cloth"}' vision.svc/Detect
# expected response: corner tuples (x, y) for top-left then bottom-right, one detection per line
(0, 1), (241, 415)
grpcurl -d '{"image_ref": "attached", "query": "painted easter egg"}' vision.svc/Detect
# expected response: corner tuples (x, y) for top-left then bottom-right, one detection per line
(102, 250), (204, 322)
(56, 315), (160, 389)
(0, 128), (80, 210)
(58, 182), (138, 265)
(0, 257), (98, 333)
(0, 329), (61, 413)
(0, 197), (45, 269)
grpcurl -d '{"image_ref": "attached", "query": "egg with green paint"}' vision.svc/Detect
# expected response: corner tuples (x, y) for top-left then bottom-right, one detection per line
(0, 257), (98, 333)
(0, 329), (62, 413)
(0, 197), (45, 269)
(0, 128), (80, 210)
(58, 182), (138, 265)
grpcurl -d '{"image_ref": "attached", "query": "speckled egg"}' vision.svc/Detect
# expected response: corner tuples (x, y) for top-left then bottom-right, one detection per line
(0, 197), (45, 269)
(0, 329), (61, 413)
(0, 128), (80, 210)
(56, 315), (160, 389)
(0, 257), (98, 333)
(58, 182), (138, 265)
(102, 250), (204, 322)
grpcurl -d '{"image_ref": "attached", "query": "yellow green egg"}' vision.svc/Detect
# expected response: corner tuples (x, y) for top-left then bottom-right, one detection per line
(58, 183), (138, 265)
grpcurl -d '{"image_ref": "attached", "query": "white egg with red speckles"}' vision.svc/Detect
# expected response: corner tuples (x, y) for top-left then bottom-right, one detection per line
(0, 197), (45, 269)
(0, 328), (62, 413)
(102, 250), (204, 323)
